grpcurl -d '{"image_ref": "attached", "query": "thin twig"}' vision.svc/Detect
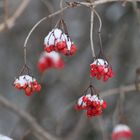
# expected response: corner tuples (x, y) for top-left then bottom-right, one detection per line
(3, 0), (8, 28)
(90, 8), (96, 58)
(78, 0), (140, 7)
(60, 0), (64, 18)
(93, 9), (102, 33)
(24, 47), (27, 65)
(98, 117), (108, 140)
(0, 0), (30, 31)
(40, 0), (54, 14)
(0, 95), (59, 140)
(23, 5), (69, 48)
(0, 84), (136, 139)
(100, 84), (136, 97)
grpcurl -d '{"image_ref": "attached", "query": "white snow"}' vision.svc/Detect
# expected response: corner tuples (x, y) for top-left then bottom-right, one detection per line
(39, 52), (60, 63)
(44, 28), (73, 50)
(113, 124), (131, 133)
(91, 58), (108, 66)
(14, 75), (35, 86)
(78, 94), (104, 106)
(78, 96), (83, 106)
(0, 135), (13, 140)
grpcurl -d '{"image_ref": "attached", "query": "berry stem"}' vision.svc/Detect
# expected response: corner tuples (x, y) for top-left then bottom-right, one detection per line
(24, 47), (27, 65)
(90, 8), (96, 58)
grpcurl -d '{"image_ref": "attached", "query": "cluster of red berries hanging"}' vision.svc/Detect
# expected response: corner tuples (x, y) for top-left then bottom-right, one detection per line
(14, 75), (41, 96)
(38, 51), (64, 73)
(90, 58), (114, 81)
(112, 124), (132, 140)
(44, 19), (77, 56)
(75, 85), (107, 117)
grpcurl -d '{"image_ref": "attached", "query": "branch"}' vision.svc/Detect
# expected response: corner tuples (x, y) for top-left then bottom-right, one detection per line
(78, 0), (140, 7)
(0, 84), (136, 139)
(0, 0), (31, 32)
(24, 5), (69, 48)
(90, 8), (96, 58)
(100, 84), (136, 97)
(3, 0), (8, 29)
(0, 95), (59, 140)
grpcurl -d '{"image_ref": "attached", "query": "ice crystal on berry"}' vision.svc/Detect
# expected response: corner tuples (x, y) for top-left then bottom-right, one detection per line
(14, 75), (41, 96)
(90, 58), (114, 81)
(112, 124), (132, 140)
(38, 51), (64, 73)
(75, 85), (107, 118)
(44, 28), (77, 56)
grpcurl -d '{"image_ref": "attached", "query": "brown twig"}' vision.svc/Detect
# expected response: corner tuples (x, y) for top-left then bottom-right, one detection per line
(90, 8), (96, 58)
(40, 0), (54, 14)
(0, 95), (59, 140)
(0, 0), (31, 31)
(78, 0), (140, 7)
(23, 5), (69, 48)
(100, 84), (135, 97)
(3, 0), (8, 29)
(0, 84), (136, 140)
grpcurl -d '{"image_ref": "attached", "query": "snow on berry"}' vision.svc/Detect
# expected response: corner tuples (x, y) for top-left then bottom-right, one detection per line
(0, 134), (13, 140)
(76, 94), (107, 118)
(112, 124), (132, 140)
(38, 51), (64, 73)
(44, 28), (77, 56)
(14, 75), (41, 96)
(90, 58), (114, 81)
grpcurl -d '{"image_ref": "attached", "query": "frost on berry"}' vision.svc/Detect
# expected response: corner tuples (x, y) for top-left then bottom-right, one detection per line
(44, 28), (77, 56)
(38, 51), (64, 73)
(90, 58), (114, 81)
(75, 85), (107, 118)
(14, 75), (41, 96)
(112, 124), (132, 140)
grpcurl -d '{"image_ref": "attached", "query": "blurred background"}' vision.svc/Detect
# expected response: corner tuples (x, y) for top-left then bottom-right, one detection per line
(0, 0), (140, 140)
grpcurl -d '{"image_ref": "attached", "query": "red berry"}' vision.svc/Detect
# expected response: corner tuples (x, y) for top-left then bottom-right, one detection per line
(25, 87), (32, 96)
(60, 48), (68, 55)
(102, 101), (107, 109)
(15, 83), (21, 89)
(35, 84), (41, 92)
(38, 60), (47, 73)
(56, 41), (66, 50)
(54, 59), (64, 68)
(44, 46), (51, 53)
(70, 44), (77, 55)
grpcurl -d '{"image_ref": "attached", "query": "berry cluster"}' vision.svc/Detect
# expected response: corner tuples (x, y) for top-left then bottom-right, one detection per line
(38, 51), (64, 73)
(90, 58), (114, 81)
(76, 94), (107, 117)
(112, 124), (132, 140)
(14, 75), (41, 96)
(44, 28), (77, 56)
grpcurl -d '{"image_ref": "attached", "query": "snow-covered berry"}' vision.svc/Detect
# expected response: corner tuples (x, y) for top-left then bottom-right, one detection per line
(44, 28), (77, 56)
(90, 58), (114, 81)
(76, 94), (107, 118)
(0, 134), (13, 140)
(112, 124), (132, 140)
(14, 75), (41, 96)
(38, 51), (64, 73)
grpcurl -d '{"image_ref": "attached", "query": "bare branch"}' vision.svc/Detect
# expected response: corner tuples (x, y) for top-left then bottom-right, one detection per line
(78, 0), (140, 7)
(3, 0), (8, 28)
(0, 0), (31, 32)
(101, 84), (136, 97)
(24, 5), (69, 48)
(40, 0), (54, 14)
(0, 95), (59, 140)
